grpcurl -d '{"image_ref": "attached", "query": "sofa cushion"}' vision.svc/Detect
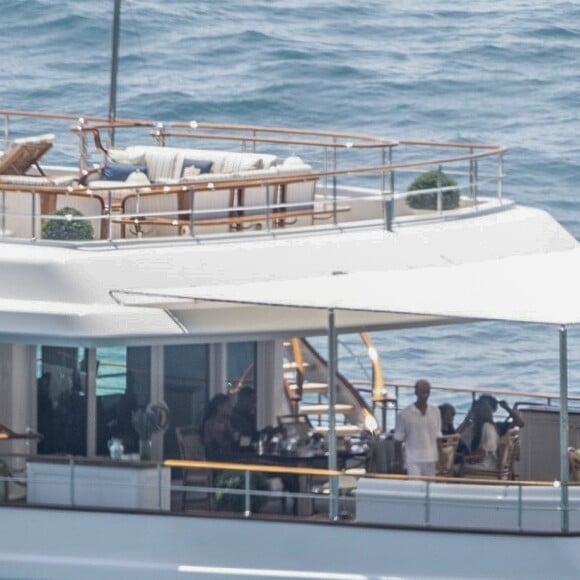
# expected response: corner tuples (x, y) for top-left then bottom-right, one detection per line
(107, 148), (147, 165)
(126, 171), (151, 186)
(181, 158), (213, 176)
(102, 161), (148, 181)
(218, 153), (264, 174)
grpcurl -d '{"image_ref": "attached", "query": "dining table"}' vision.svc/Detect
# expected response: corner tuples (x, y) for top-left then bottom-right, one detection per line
(226, 445), (367, 516)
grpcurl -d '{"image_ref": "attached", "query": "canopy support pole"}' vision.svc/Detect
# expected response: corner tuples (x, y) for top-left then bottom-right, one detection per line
(559, 324), (569, 533)
(108, 0), (122, 146)
(327, 308), (339, 520)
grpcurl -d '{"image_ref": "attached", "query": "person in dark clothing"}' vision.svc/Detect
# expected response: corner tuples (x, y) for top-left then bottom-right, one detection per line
(477, 394), (525, 436)
(201, 393), (233, 460)
(439, 402), (469, 462)
(231, 386), (258, 448)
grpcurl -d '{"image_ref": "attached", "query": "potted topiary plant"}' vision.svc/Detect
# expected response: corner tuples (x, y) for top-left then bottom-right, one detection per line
(214, 470), (269, 513)
(41, 206), (94, 241)
(406, 170), (460, 211)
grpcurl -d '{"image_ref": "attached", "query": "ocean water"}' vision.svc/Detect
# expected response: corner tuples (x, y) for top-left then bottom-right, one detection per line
(2, 0), (579, 410)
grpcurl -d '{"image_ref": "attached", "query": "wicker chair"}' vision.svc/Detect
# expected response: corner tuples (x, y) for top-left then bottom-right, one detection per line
(568, 448), (580, 482)
(461, 428), (520, 480)
(436, 433), (461, 477)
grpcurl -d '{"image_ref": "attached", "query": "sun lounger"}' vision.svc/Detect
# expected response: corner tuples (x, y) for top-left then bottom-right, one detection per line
(0, 133), (55, 176)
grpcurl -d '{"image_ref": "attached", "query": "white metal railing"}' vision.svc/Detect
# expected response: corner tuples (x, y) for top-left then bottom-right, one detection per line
(6, 456), (580, 533)
(0, 109), (508, 244)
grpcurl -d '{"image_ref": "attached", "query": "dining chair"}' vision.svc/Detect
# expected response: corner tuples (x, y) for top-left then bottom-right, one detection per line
(436, 433), (461, 477)
(460, 428), (520, 480)
(175, 425), (213, 509)
(568, 448), (580, 482)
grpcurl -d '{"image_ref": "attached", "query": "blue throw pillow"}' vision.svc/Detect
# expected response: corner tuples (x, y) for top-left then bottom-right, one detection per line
(181, 158), (213, 176)
(102, 161), (148, 181)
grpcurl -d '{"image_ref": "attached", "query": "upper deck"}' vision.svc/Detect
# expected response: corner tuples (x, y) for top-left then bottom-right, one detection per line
(0, 109), (511, 246)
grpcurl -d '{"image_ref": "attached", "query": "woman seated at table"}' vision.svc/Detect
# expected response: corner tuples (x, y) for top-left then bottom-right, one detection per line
(462, 398), (499, 469)
(201, 393), (234, 460)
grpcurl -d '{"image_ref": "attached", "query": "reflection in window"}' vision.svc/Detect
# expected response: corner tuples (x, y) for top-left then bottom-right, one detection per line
(36, 346), (151, 457)
(96, 347), (150, 455)
(227, 342), (257, 394)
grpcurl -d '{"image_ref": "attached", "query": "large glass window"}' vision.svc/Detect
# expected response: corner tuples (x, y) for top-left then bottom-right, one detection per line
(227, 342), (257, 392)
(164, 344), (209, 459)
(37, 346), (151, 457)
(96, 347), (150, 455)
(37, 346), (88, 455)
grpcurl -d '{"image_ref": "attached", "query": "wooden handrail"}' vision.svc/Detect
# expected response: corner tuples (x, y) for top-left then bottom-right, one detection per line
(164, 458), (342, 478)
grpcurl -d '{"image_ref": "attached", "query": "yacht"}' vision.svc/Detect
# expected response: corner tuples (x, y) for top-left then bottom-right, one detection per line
(0, 108), (579, 579)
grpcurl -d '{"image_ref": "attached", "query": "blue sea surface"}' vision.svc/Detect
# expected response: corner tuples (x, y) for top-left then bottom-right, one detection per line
(1, 0), (579, 407)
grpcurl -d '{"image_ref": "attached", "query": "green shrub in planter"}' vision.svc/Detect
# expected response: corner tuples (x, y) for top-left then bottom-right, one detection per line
(406, 171), (460, 210)
(42, 206), (94, 240)
(214, 470), (269, 513)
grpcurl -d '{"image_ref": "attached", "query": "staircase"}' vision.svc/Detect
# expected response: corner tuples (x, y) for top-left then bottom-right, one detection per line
(283, 336), (383, 437)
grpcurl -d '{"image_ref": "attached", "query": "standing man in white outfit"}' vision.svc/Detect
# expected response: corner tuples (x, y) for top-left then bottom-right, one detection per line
(394, 379), (441, 476)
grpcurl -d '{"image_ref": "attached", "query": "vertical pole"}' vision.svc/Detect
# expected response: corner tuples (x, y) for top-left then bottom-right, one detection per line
(108, 0), (122, 146)
(327, 308), (339, 519)
(244, 469), (251, 517)
(86, 348), (98, 457)
(497, 153), (504, 204)
(332, 143), (338, 225)
(157, 463), (163, 511)
(436, 165), (443, 214)
(559, 325), (569, 532)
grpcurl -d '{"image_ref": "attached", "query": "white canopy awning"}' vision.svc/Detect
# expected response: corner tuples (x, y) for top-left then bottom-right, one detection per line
(113, 247), (580, 333)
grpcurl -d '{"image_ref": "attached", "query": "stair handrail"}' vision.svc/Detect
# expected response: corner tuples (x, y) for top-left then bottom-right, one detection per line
(359, 332), (391, 404)
(285, 338), (304, 413)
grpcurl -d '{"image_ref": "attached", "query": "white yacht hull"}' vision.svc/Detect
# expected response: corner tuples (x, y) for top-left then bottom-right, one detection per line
(1, 506), (580, 579)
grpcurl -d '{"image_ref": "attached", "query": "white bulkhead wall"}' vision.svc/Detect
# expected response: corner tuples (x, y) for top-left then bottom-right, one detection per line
(0, 344), (37, 444)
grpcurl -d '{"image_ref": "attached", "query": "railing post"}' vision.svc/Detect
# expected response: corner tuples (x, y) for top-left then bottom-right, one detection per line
(497, 152), (504, 204)
(265, 184), (271, 232)
(517, 483), (523, 531)
(107, 190), (113, 242)
(157, 463), (163, 511)
(189, 188), (194, 237)
(332, 141), (338, 225)
(244, 469), (251, 517)
(69, 456), (75, 506)
(31, 192), (37, 240)
(469, 150), (479, 204)
(382, 148), (394, 232)
(1, 191), (5, 236)
(77, 118), (88, 172)
(323, 147), (329, 195)
(425, 479), (431, 525)
(436, 165), (443, 214)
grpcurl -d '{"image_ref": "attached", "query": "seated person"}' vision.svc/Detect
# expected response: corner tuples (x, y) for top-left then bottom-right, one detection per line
(477, 394), (524, 436)
(439, 403), (469, 462)
(462, 399), (499, 469)
(231, 386), (258, 448)
(201, 393), (234, 460)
